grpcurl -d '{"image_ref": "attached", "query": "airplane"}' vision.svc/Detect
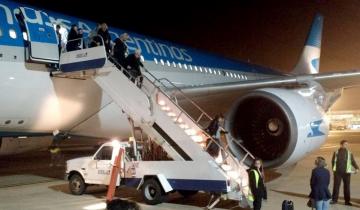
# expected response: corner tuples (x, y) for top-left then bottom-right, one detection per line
(1, 0), (360, 169)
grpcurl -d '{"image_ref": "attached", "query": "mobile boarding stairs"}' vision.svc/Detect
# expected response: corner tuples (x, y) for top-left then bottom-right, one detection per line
(56, 40), (255, 209)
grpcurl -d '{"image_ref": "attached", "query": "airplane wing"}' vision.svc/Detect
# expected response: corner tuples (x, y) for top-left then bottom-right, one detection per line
(181, 69), (360, 97)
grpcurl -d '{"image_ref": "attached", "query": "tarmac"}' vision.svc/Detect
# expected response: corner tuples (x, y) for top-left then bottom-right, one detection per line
(0, 131), (359, 210)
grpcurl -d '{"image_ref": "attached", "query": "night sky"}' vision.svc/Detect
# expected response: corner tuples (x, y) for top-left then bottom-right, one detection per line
(12, 0), (360, 110)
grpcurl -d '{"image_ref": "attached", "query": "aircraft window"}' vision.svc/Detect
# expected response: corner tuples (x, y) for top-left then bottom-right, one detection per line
(194, 66), (198, 71)
(154, 58), (158, 64)
(0, 28), (2, 38)
(204, 68), (208, 73)
(209, 68), (212, 74)
(160, 59), (164, 65)
(9, 29), (17, 39)
(22, 32), (28, 41)
(184, 64), (188, 70)
(189, 65), (193, 70)
(245, 75), (248, 80)
(95, 146), (113, 160)
(225, 72), (229, 77)
(230, 72), (233, 78)
(218, 70), (221, 75)
(173, 61), (177, 68)
(241, 75), (244, 79)
(166, 60), (171, 66)
(140, 56), (145, 62)
(199, 67), (203, 72)
(178, 63), (182, 68)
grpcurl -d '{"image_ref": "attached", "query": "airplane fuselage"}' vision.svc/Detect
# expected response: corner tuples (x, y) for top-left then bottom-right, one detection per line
(0, 0), (279, 138)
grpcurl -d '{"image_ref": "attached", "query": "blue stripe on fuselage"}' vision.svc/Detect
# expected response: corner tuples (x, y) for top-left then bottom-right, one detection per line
(0, 0), (282, 76)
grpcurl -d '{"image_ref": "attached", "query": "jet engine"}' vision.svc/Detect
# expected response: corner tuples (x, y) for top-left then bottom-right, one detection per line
(225, 88), (329, 168)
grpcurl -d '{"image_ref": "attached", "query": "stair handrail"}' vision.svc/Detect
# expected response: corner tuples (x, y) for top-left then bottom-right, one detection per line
(228, 136), (255, 164)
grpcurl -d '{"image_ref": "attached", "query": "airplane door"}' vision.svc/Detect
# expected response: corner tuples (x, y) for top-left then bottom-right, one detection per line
(15, 7), (59, 63)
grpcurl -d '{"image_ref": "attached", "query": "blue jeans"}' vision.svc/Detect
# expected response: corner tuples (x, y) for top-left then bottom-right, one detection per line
(316, 199), (330, 210)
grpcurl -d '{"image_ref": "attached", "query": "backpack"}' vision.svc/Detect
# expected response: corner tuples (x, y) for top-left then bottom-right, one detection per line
(282, 200), (294, 210)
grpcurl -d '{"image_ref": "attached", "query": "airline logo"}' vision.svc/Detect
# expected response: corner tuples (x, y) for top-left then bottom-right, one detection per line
(307, 119), (325, 138)
(0, 2), (192, 63)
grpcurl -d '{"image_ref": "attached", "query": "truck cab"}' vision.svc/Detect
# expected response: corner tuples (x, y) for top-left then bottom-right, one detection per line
(65, 140), (131, 195)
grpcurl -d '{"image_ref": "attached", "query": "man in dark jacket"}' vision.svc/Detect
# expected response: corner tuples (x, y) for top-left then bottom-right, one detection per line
(113, 33), (129, 68)
(126, 49), (144, 87)
(331, 140), (359, 206)
(97, 23), (112, 54)
(66, 24), (82, 52)
(248, 158), (267, 210)
(309, 156), (331, 210)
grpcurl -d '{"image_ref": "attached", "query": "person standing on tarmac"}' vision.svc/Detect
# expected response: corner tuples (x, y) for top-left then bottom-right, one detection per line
(331, 140), (359, 206)
(309, 156), (331, 210)
(49, 144), (61, 167)
(248, 158), (267, 210)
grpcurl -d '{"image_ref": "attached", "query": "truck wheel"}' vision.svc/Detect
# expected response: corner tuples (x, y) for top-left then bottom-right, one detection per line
(69, 174), (87, 195)
(178, 190), (198, 198)
(142, 178), (165, 205)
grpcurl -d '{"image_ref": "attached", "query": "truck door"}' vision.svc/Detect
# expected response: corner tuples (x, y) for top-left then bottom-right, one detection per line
(87, 145), (113, 184)
(15, 7), (59, 64)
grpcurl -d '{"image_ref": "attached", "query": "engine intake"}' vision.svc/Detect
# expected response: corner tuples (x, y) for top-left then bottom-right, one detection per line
(226, 88), (328, 168)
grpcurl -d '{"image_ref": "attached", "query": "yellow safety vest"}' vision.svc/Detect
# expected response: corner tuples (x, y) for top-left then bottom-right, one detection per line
(248, 169), (260, 202)
(50, 147), (60, 154)
(333, 149), (352, 173)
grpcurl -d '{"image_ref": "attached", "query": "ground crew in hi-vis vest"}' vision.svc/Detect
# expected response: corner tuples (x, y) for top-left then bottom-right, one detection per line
(248, 158), (267, 210)
(330, 140), (359, 206)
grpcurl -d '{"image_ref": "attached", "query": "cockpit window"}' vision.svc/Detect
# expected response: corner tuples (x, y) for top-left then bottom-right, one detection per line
(94, 146), (113, 160)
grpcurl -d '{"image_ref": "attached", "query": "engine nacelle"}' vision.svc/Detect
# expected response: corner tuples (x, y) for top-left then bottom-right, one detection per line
(226, 88), (329, 168)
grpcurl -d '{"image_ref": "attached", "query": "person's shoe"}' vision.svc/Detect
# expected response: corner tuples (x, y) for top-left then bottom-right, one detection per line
(345, 202), (353, 206)
(330, 200), (337, 204)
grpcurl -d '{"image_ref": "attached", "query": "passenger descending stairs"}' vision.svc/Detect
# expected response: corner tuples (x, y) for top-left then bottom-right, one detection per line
(58, 45), (255, 208)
